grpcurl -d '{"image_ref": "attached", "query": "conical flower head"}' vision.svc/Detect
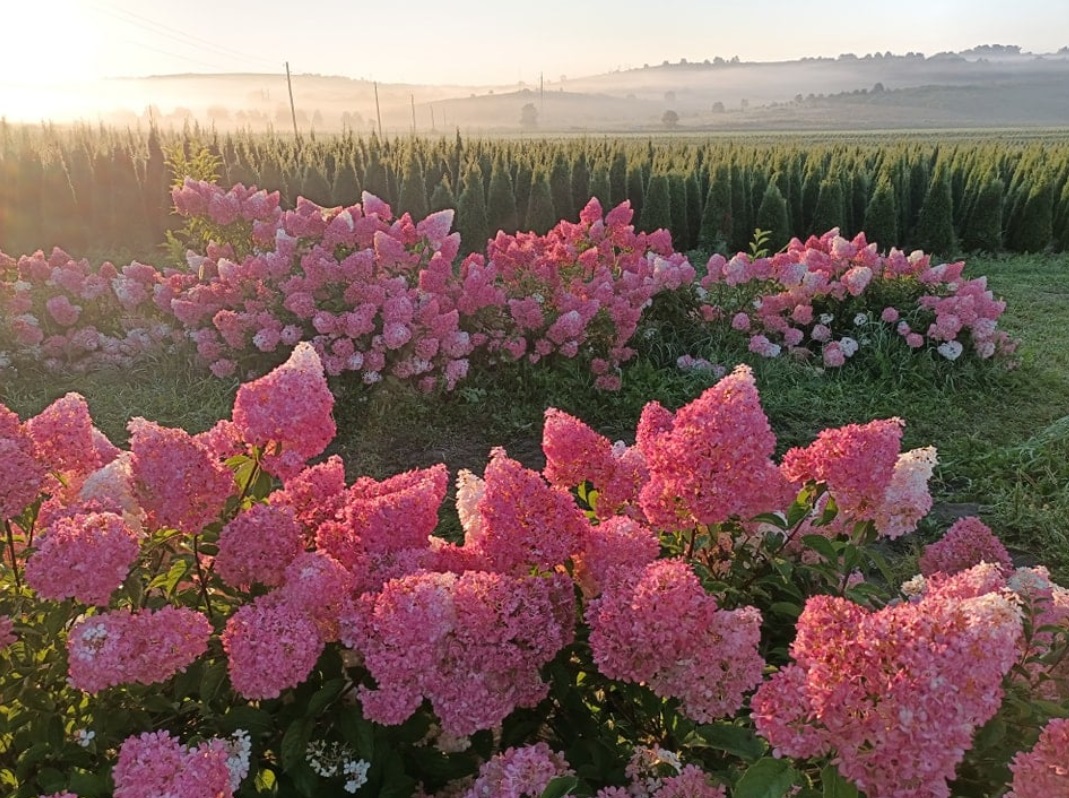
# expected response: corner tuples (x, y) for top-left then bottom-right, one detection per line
(637, 365), (792, 529)
(232, 342), (336, 476)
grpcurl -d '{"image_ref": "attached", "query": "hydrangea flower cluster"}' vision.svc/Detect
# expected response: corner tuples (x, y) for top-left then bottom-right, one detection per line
(701, 229), (1017, 367)
(446, 198), (695, 389)
(918, 515), (1014, 576)
(66, 606), (211, 693)
(231, 340), (336, 478)
(460, 742), (574, 798)
(25, 510), (139, 606)
(588, 558), (764, 723)
(0, 246), (178, 372)
(167, 184), (473, 389)
(1006, 718), (1069, 798)
(636, 365), (793, 531)
(112, 729), (246, 798)
(341, 570), (575, 736)
(752, 565), (1025, 798)
(128, 417), (234, 534)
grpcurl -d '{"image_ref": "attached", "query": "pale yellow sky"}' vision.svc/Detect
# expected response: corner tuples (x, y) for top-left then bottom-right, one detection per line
(1, 0), (1065, 120)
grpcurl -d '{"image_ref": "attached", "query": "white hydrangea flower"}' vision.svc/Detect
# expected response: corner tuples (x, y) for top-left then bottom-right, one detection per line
(937, 340), (964, 361)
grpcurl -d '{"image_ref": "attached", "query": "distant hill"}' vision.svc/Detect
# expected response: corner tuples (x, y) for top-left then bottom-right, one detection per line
(68, 46), (1069, 132)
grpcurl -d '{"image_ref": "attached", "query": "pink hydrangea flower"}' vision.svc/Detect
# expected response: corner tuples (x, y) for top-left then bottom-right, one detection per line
(588, 559), (764, 723)
(215, 503), (304, 589)
(113, 730), (233, 798)
(637, 366), (793, 530)
(25, 393), (100, 477)
(873, 446), (937, 540)
(231, 342), (335, 478)
(752, 581), (1022, 798)
(341, 570), (574, 736)
(541, 407), (616, 490)
(222, 595), (324, 700)
(25, 511), (139, 606)
(1006, 718), (1069, 798)
(0, 615), (16, 649)
(470, 449), (590, 573)
(461, 743), (573, 798)
(782, 418), (904, 524)
(128, 418), (234, 534)
(67, 607), (211, 693)
(919, 516), (1013, 576)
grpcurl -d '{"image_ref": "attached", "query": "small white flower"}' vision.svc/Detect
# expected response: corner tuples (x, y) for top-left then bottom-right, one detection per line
(819, 313), (834, 325)
(74, 728), (96, 748)
(853, 312), (868, 326)
(343, 759), (371, 793)
(901, 574), (927, 598)
(839, 337), (859, 357)
(937, 340), (963, 361)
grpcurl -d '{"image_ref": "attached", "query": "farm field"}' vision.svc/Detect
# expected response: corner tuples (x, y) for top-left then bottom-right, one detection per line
(2, 123), (1068, 798)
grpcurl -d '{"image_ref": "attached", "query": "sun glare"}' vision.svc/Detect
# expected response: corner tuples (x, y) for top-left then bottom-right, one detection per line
(0, 1), (105, 119)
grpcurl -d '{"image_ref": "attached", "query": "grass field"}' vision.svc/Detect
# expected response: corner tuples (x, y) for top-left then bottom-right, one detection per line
(4, 252), (1068, 581)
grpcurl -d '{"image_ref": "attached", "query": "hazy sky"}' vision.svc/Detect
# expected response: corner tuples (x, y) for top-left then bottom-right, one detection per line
(4, 0), (1067, 88)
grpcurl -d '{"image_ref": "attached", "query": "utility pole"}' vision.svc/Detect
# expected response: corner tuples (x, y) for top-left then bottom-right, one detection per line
(374, 81), (383, 139)
(539, 72), (544, 126)
(430, 105), (436, 131)
(285, 61), (300, 145)
(411, 94), (416, 135)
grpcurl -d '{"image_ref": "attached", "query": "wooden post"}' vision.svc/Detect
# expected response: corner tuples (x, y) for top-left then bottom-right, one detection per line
(411, 94), (417, 134)
(374, 81), (383, 139)
(285, 61), (300, 144)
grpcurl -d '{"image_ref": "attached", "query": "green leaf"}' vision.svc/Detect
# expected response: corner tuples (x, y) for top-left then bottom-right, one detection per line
(280, 717), (315, 771)
(221, 705), (275, 737)
(68, 769), (110, 797)
(337, 711), (375, 760)
(769, 601), (802, 619)
(801, 535), (839, 564)
(198, 659), (228, 704)
(147, 558), (192, 595)
(541, 775), (580, 798)
(734, 757), (798, 798)
(820, 763), (859, 798)
(689, 723), (768, 762)
(305, 678), (345, 717)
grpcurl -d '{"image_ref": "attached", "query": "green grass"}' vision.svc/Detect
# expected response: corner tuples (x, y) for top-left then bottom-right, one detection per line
(4, 253), (1069, 580)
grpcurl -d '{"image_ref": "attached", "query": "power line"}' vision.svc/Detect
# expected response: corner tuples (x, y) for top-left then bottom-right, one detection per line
(85, 1), (279, 71)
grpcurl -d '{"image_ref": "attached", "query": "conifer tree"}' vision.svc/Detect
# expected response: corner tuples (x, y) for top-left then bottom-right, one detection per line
(571, 153), (590, 219)
(863, 177), (899, 252)
(626, 162), (646, 220)
(698, 164), (733, 252)
(429, 175), (456, 213)
(398, 151), (429, 220)
(640, 173), (672, 235)
(667, 172), (689, 249)
(811, 176), (845, 236)
(685, 171), (703, 251)
(331, 158), (361, 205)
(525, 169), (557, 235)
(549, 153), (573, 223)
(456, 163), (490, 254)
(609, 150), (629, 206)
(588, 161), (613, 214)
(755, 182), (791, 252)
(487, 157), (519, 234)
(912, 171), (956, 255)
(961, 175), (1004, 253)
(300, 164), (333, 206)
(1008, 178), (1053, 253)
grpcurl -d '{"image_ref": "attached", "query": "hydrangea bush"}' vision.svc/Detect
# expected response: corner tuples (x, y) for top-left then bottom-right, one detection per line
(1, 345), (1066, 798)
(1, 181), (1018, 390)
